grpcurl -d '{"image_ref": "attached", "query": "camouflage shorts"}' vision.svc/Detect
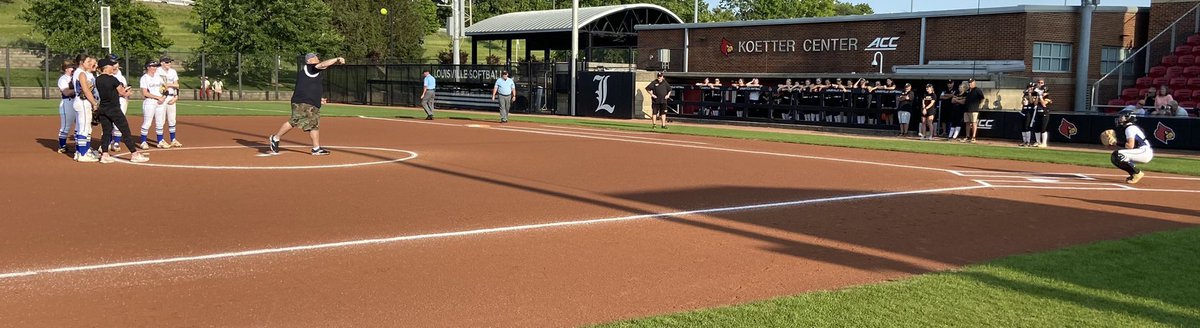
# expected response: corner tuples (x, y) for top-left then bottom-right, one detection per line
(289, 103), (320, 131)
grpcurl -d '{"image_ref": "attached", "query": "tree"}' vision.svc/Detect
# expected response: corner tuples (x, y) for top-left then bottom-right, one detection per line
(194, 0), (342, 56)
(719, 0), (872, 21)
(327, 0), (435, 62)
(19, 0), (171, 57)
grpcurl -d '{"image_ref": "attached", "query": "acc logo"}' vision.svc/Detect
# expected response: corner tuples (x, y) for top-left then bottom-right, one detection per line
(864, 37), (900, 51)
(1154, 122), (1176, 144)
(977, 119), (995, 130)
(720, 38), (734, 56)
(593, 75), (615, 114)
(1058, 118), (1078, 139)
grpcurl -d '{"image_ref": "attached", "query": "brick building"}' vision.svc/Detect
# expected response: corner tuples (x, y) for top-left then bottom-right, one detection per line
(632, 2), (1200, 111)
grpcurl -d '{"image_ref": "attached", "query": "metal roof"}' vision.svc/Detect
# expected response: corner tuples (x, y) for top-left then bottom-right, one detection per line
(636, 5), (1143, 31)
(465, 4), (682, 36)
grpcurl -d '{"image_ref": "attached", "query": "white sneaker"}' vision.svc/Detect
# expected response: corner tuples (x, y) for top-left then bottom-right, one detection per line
(157, 141), (172, 149)
(109, 143), (119, 152)
(76, 153), (99, 163)
(170, 139), (182, 147)
(130, 153), (150, 163)
(138, 141), (150, 150)
(99, 154), (116, 164)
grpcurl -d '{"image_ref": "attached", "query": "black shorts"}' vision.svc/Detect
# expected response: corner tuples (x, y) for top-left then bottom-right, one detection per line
(652, 103), (669, 115)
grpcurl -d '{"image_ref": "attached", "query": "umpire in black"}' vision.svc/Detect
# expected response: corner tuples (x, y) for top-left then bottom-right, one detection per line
(646, 72), (672, 129)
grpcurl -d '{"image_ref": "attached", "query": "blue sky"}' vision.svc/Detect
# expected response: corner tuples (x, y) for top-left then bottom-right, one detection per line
(704, 0), (1151, 14)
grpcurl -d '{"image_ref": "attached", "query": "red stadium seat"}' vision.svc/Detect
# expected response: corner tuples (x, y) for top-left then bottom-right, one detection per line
(1107, 99), (1126, 107)
(1179, 55), (1196, 66)
(1126, 100), (1140, 106)
(1136, 77), (1155, 87)
(1178, 45), (1194, 55)
(1152, 77), (1171, 87)
(1174, 89), (1192, 100)
(1171, 78), (1189, 88)
(1163, 55), (1179, 66)
(1121, 88), (1140, 100)
(1166, 66), (1185, 77)
(1192, 45), (1200, 54)
(1189, 35), (1200, 45)
(1149, 66), (1167, 77)
(1189, 77), (1200, 87)
(1179, 100), (1196, 109)
(1184, 66), (1200, 77)
(1191, 89), (1200, 99)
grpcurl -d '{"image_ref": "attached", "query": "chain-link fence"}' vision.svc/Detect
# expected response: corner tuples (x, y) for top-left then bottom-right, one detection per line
(0, 47), (302, 100)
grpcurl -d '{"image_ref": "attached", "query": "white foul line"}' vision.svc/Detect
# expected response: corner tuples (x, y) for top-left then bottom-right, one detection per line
(0, 185), (986, 280)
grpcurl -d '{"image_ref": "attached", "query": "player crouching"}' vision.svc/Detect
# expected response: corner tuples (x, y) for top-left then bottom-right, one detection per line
(94, 58), (149, 164)
(1102, 109), (1151, 184)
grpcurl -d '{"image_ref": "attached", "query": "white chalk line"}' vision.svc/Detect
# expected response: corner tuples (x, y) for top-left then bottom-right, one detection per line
(539, 125), (659, 135)
(0, 185), (986, 280)
(108, 145), (418, 170)
(501, 125), (710, 145)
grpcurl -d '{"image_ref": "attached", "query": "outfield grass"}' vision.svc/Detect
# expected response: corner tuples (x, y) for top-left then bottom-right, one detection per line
(3, 99), (1198, 176)
(0, 0), (34, 46)
(600, 227), (1200, 327)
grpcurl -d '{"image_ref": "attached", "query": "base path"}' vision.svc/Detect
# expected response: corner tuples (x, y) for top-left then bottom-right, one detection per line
(1, 115), (1197, 327)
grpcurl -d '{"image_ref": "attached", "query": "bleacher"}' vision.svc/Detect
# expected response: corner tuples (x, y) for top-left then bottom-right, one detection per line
(1111, 35), (1200, 117)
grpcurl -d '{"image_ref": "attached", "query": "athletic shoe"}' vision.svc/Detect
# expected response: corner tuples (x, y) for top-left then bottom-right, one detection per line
(1127, 171), (1144, 184)
(99, 154), (115, 164)
(109, 142), (120, 152)
(57, 147), (67, 154)
(1035, 143), (1047, 148)
(170, 139), (183, 147)
(138, 141), (149, 150)
(130, 152), (150, 163)
(76, 153), (99, 163)
(157, 141), (172, 149)
(311, 147), (331, 156)
(425, 115), (434, 120)
(267, 135), (280, 154)
(968, 139), (977, 143)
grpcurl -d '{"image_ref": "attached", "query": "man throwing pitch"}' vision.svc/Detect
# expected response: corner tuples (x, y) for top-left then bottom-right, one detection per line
(268, 53), (344, 156)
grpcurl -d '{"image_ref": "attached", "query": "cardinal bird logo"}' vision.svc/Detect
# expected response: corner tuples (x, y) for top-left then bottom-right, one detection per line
(1058, 118), (1078, 139)
(1154, 122), (1176, 144)
(720, 38), (734, 56)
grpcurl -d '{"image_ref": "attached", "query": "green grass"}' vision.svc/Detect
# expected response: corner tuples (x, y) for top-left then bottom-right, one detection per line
(1, 67), (50, 88)
(600, 227), (1200, 327)
(0, 0), (199, 51)
(0, 0), (34, 46)
(2, 99), (1198, 176)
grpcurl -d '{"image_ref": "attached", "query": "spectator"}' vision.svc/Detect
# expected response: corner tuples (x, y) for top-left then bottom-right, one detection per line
(1172, 100), (1190, 117)
(695, 78), (711, 87)
(778, 78), (793, 90)
(200, 76), (210, 100)
(921, 84), (937, 140)
(1138, 86), (1156, 109)
(948, 81), (968, 141)
(939, 80), (957, 139)
(1154, 86), (1174, 114)
(897, 83), (914, 137)
(213, 79), (223, 101)
(883, 79), (897, 90)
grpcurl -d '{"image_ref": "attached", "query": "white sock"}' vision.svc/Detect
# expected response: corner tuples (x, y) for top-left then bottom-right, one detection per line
(1022, 132), (1030, 143)
(1041, 133), (1049, 145)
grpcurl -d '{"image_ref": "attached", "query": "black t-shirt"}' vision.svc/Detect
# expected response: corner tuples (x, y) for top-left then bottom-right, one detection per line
(897, 90), (913, 109)
(964, 87), (984, 112)
(291, 64), (325, 107)
(647, 80), (672, 104)
(94, 74), (123, 112)
(938, 90), (954, 112)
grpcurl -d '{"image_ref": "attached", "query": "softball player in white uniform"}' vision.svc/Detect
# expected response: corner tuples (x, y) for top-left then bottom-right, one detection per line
(138, 61), (168, 149)
(56, 62), (77, 153)
(72, 56), (99, 162)
(109, 59), (130, 151)
(156, 57), (182, 147)
(1111, 109), (1153, 184)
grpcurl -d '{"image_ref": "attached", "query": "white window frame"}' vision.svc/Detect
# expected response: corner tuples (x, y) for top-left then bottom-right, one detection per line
(1033, 42), (1072, 73)
(1100, 46), (1133, 76)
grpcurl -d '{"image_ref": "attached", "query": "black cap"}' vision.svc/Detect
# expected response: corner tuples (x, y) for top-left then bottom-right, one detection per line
(107, 54), (119, 61)
(656, 72), (664, 77)
(97, 58), (116, 69)
(968, 78), (976, 82)
(160, 56), (173, 63)
(145, 60), (161, 68)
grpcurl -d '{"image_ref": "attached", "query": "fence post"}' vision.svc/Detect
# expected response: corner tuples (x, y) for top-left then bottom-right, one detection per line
(274, 54), (280, 101)
(4, 48), (11, 99)
(44, 46), (50, 99)
(123, 49), (129, 72)
(237, 52), (243, 100)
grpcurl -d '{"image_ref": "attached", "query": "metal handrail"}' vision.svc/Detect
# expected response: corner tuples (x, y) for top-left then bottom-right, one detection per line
(1091, 2), (1200, 110)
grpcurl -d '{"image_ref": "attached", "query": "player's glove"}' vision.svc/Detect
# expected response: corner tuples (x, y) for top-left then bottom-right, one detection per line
(1100, 129), (1118, 146)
